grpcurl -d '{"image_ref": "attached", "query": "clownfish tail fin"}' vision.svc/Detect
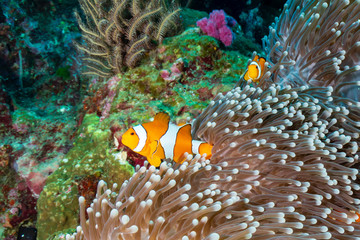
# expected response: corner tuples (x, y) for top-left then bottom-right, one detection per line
(192, 140), (213, 159)
(199, 142), (213, 159)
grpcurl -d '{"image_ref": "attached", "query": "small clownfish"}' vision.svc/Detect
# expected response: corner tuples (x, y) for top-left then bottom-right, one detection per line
(244, 55), (266, 83)
(121, 112), (213, 167)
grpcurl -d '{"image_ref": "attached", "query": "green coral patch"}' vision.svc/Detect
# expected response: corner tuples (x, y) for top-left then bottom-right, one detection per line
(36, 114), (134, 240)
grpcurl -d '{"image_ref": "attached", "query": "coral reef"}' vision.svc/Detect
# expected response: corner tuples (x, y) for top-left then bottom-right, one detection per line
(0, 0), (83, 236)
(0, 0), (80, 92)
(79, 25), (247, 128)
(238, 7), (263, 40)
(8, 0), (359, 239)
(197, 10), (235, 46)
(0, 88), (12, 135)
(0, 142), (38, 238)
(35, 113), (134, 240)
(189, 0), (285, 46)
(0, 77), (82, 238)
(75, 0), (181, 78)
(67, 0), (360, 239)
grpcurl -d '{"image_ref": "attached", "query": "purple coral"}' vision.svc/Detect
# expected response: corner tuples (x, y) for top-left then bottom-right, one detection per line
(197, 10), (234, 46)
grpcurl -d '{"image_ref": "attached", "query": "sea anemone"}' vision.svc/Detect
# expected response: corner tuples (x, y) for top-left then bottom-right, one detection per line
(68, 82), (360, 239)
(254, 0), (360, 101)
(67, 0), (360, 239)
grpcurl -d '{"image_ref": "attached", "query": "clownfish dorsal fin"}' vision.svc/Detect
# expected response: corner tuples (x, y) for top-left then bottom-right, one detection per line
(143, 112), (170, 141)
(258, 57), (266, 66)
(177, 124), (192, 140)
(177, 120), (187, 126)
(153, 112), (170, 125)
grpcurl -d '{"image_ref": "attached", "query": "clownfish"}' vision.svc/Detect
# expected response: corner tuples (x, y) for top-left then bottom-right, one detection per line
(121, 112), (213, 167)
(244, 55), (266, 83)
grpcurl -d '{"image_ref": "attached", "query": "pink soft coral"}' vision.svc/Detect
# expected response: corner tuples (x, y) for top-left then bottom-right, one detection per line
(196, 10), (233, 46)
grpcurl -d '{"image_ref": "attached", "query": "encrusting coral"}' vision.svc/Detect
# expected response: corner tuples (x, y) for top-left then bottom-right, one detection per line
(75, 0), (181, 78)
(67, 0), (360, 239)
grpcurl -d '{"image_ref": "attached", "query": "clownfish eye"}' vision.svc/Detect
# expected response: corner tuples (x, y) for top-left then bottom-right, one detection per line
(131, 132), (135, 135)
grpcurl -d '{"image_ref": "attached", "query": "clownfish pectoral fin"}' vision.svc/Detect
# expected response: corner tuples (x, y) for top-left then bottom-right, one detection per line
(147, 140), (162, 167)
(243, 70), (250, 81)
(153, 112), (170, 125)
(149, 140), (159, 157)
(148, 155), (162, 167)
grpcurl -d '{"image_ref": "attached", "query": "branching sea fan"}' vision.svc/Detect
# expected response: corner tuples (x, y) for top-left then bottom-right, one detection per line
(75, 0), (181, 78)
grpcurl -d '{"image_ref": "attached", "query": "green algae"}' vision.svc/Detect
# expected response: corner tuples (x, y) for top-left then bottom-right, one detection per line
(36, 114), (134, 240)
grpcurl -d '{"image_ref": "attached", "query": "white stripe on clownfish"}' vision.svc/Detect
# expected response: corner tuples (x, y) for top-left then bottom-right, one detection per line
(250, 61), (261, 79)
(243, 55), (266, 83)
(159, 122), (183, 159)
(133, 124), (147, 152)
(192, 140), (203, 155)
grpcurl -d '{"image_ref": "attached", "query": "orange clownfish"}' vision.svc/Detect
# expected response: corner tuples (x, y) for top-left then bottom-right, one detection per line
(244, 55), (266, 83)
(121, 112), (213, 167)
